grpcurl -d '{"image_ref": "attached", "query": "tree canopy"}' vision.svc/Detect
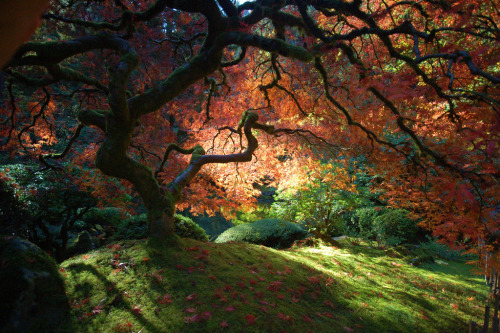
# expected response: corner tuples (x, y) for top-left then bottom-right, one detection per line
(0, 0), (498, 272)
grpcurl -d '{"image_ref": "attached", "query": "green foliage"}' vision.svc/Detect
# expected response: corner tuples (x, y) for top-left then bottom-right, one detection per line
(346, 207), (382, 240)
(372, 209), (419, 246)
(419, 236), (468, 261)
(183, 211), (233, 239)
(348, 207), (420, 246)
(82, 207), (124, 227)
(0, 164), (97, 261)
(174, 214), (209, 241)
(0, 174), (32, 238)
(230, 204), (270, 226)
(112, 214), (148, 241)
(113, 214), (209, 241)
(270, 160), (381, 240)
(214, 218), (307, 248)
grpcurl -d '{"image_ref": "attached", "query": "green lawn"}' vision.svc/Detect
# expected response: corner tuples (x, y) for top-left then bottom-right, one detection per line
(59, 237), (487, 332)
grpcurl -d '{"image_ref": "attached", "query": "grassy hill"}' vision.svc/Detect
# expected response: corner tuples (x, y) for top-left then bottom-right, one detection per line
(59, 237), (487, 332)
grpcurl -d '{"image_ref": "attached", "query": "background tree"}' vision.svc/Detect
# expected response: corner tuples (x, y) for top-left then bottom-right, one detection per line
(0, 0), (498, 273)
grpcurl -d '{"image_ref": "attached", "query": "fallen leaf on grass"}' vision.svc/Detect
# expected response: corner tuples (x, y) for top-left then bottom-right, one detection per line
(420, 310), (428, 320)
(277, 313), (293, 321)
(245, 314), (256, 325)
(307, 276), (321, 284)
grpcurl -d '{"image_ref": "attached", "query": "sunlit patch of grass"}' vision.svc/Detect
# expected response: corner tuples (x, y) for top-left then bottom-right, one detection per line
(60, 238), (487, 332)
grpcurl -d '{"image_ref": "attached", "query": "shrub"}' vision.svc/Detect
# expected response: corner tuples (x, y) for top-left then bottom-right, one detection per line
(174, 214), (209, 241)
(270, 160), (381, 240)
(0, 164), (97, 261)
(214, 218), (307, 249)
(0, 174), (32, 238)
(183, 211), (233, 239)
(372, 209), (419, 246)
(347, 207), (383, 240)
(113, 214), (209, 241)
(418, 236), (468, 261)
(348, 207), (420, 247)
(82, 207), (124, 227)
(113, 214), (148, 240)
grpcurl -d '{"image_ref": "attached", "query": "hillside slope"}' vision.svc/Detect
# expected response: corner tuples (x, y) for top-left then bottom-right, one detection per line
(59, 238), (487, 333)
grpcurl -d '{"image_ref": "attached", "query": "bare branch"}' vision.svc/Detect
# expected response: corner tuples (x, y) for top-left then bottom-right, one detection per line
(39, 124), (85, 169)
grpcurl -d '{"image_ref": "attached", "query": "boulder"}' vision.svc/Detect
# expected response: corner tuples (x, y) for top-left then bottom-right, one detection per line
(0, 236), (70, 332)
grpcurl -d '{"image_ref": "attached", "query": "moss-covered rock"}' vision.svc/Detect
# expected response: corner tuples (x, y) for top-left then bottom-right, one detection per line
(0, 236), (70, 333)
(214, 218), (307, 249)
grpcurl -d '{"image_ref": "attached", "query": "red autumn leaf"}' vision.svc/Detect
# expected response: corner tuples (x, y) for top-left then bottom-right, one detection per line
(277, 313), (292, 321)
(267, 280), (283, 291)
(201, 311), (212, 320)
(225, 306), (236, 312)
(254, 291), (264, 299)
(307, 276), (320, 284)
(221, 320), (230, 328)
(245, 314), (256, 325)
(184, 314), (201, 323)
(157, 294), (173, 304)
(91, 305), (103, 315)
(324, 300), (334, 307)
(302, 315), (312, 323)
(186, 293), (198, 302)
(420, 310), (428, 320)
(132, 305), (142, 314)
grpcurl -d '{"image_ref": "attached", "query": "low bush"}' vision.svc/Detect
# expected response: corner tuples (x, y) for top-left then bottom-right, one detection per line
(214, 218), (307, 248)
(372, 209), (419, 246)
(348, 207), (420, 247)
(174, 214), (209, 241)
(113, 214), (148, 240)
(418, 236), (468, 261)
(346, 207), (382, 240)
(82, 207), (124, 228)
(113, 214), (209, 241)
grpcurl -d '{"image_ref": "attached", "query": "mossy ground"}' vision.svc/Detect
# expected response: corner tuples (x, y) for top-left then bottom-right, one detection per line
(60, 238), (488, 333)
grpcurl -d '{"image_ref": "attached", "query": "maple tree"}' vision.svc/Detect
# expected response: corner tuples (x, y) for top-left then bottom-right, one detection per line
(0, 1), (499, 272)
